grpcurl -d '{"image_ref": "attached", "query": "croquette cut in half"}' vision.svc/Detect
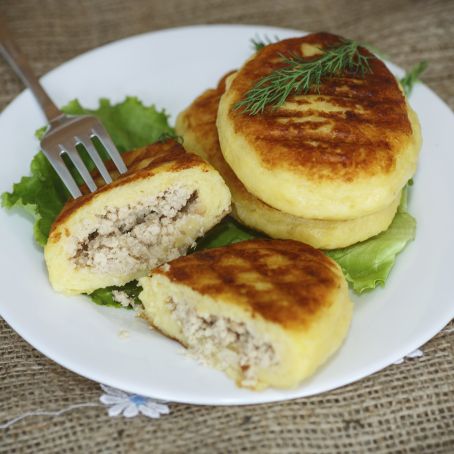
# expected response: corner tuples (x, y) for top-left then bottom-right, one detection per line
(139, 239), (352, 390)
(217, 32), (421, 220)
(44, 140), (231, 295)
(176, 73), (401, 249)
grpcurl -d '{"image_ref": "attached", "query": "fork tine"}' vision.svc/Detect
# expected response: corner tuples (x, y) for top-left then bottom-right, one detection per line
(91, 124), (127, 174)
(41, 147), (82, 198)
(60, 143), (97, 193)
(77, 136), (113, 185)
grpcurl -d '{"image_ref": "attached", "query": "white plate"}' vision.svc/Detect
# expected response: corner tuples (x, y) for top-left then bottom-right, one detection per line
(1, 25), (453, 406)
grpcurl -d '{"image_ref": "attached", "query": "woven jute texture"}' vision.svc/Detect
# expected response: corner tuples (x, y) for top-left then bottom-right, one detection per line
(1, 0), (453, 452)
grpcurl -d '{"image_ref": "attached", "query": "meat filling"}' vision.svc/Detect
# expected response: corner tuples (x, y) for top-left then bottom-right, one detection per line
(168, 298), (278, 387)
(72, 186), (200, 275)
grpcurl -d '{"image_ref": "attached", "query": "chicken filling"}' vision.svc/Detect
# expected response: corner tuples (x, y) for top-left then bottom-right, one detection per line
(167, 298), (278, 386)
(72, 186), (200, 275)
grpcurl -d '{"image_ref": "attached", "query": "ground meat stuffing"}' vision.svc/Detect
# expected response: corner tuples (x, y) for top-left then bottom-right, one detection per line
(167, 298), (278, 387)
(72, 185), (200, 275)
(112, 290), (135, 308)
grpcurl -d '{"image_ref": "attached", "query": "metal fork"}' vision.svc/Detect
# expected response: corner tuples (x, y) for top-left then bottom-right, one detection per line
(0, 18), (127, 198)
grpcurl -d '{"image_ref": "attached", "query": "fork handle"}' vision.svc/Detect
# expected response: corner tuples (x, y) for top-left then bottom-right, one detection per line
(0, 17), (62, 122)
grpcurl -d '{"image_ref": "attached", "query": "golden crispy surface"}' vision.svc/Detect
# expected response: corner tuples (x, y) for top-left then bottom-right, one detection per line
(176, 73), (234, 163)
(176, 73), (247, 200)
(50, 140), (207, 239)
(176, 74), (401, 248)
(228, 33), (412, 181)
(152, 239), (344, 330)
(217, 32), (421, 219)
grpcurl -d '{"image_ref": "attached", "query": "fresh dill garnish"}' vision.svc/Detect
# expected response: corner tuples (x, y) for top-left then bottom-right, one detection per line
(234, 40), (374, 116)
(400, 61), (428, 96)
(250, 34), (280, 52)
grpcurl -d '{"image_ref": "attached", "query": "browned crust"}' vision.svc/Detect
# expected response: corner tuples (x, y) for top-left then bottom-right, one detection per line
(49, 140), (210, 240)
(179, 72), (231, 162)
(177, 72), (254, 198)
(227, 32), (413, 182)
(152, 239), (343, 330)
(181, 71), (235, 154)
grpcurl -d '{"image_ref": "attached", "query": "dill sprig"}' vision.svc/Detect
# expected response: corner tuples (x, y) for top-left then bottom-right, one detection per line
(234, 40), (373, 115)
(250, 34), (280, 52)
(400, 61), (428, 96)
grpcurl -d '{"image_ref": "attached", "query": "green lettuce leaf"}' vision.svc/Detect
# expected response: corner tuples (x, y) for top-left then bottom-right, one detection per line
(89, 280), (143, 309)
(1, 152), (70, 246)
(2, 97), (174, 307)
(326, 187), (416, 293)
(195, 216), (261, 251)
(60, 97), (174, 153)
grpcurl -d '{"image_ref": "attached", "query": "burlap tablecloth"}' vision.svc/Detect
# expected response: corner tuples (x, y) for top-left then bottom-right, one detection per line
(1, 0), (453, 452)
